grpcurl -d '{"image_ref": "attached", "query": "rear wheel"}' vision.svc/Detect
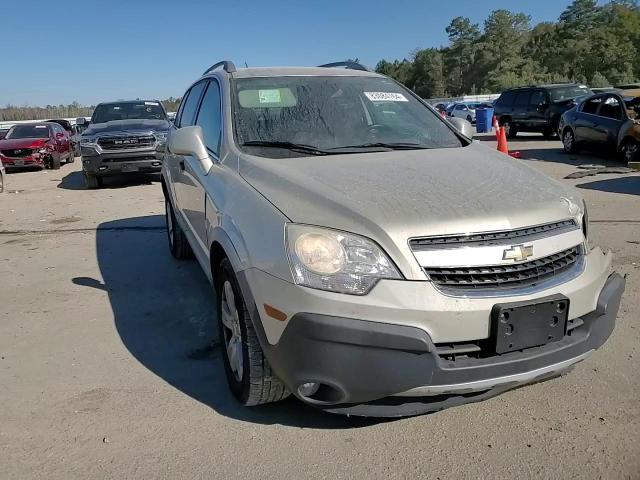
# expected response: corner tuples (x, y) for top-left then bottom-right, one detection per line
(217, 258), (290, 406)
(67, 149), (75, 163)
(165, 198), (193, 259)
(620, 138), (639, 163)
(562, 128), (578, 154)
(500, 118), (517, 139)
(0, 173), (3, 193)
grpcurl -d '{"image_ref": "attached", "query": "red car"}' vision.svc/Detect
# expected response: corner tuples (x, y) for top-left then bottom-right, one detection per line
(0, 122), (73, 170)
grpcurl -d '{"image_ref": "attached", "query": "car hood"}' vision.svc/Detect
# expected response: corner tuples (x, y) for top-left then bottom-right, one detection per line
(0, 138), (48, 149)
(84, 119), (170, 136)
(239, 142), (582, 276)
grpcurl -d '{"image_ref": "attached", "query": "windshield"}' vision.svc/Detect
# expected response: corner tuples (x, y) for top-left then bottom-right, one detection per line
(549, 86), (591, 102)
(6, 124), (50, 139)
(232, 76), (463, 157)
(91, 102), (166, 124)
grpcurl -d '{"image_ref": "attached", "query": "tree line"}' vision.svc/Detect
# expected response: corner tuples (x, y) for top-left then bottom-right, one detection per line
(375, 0), (640, 98)
(0, 98), (182, 122)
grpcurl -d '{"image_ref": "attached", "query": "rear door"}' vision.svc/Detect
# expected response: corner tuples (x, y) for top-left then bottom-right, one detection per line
(512, 90), (531, 127)
(528, 89), (548, 129)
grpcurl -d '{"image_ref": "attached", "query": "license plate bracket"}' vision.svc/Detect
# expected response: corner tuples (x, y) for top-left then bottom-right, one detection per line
(121, 163), (139, 172)
(491, 295), (569, 354)
(14, 159), (25, 166)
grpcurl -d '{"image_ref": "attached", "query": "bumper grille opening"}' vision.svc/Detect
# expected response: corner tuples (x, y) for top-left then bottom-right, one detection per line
(424, 246), (580, 291)
(98, 135), (155, 150)
(1, 149), (34, 158)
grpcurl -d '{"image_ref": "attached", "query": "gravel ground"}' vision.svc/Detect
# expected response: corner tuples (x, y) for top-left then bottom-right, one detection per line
(1, 135), (639, 479)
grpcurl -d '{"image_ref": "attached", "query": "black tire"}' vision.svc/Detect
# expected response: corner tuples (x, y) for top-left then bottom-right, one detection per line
(620, 138), (639, 163)
(466, 115), (473, 123)
(562, 128), (579, 154)
(500, 118), (517, 139)
(217, 258), (290, 406)
(542, 127), (557, 139)
(67, 149), (75, 163)
(165, 198), (193, 259)
(84, 172), (103, 189)
(51, 153), (61, 170)
(0, 173), (3, 193)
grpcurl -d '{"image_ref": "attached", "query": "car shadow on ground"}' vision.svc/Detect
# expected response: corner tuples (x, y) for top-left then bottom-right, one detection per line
(79, 215), (384, 429)
(58, 170), (161, 190)
(577, 176), (640, 196)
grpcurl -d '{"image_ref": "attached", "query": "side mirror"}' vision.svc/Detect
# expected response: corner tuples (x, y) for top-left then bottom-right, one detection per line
(167, 126), (213, 174)
(75, 117), (87, 126)
(55, 132), (65, 139)
(448, 117), (474, 138)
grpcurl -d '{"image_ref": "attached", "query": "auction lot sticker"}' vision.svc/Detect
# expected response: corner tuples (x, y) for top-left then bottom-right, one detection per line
(364, 92), (408, 102)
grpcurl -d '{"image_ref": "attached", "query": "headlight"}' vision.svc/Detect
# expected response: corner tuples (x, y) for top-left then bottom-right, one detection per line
(154, 132), (168, 142)
(286, 224), (402, 295)
(80, 136), (97, 146)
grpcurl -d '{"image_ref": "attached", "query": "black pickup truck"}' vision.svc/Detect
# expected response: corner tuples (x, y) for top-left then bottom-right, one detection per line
(78, 100), (170, 188)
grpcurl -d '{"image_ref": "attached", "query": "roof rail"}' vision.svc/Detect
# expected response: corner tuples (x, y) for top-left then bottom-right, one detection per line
(318, 61), (371, 72)
(202, 60), (237, 76)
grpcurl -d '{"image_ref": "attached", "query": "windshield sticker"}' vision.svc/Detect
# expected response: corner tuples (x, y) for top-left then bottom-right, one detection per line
(258, 89), (282, 104)
(35, 125), (47, 128)
(364, 92), (408, 102)
(145, 101), (159, 106)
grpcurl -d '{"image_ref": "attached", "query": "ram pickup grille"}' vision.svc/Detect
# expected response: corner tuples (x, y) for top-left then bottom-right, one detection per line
(1, 148), (33, 158)
(98, 135), (155, 150)
(424, 246), (580, 290)
(410, 219), (578, 249)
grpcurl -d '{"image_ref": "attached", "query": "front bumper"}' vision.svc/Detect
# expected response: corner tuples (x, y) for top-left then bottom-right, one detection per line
(0, 154), (44, 169)
(81, 147), (162, 176)
(242, 268), (624, 417)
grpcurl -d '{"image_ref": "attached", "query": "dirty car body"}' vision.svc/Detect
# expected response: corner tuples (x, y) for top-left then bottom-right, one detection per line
(161, 62), (624, 417)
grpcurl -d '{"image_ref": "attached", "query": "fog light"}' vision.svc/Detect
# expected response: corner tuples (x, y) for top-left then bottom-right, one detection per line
(152, 161), (161, 166)
(298, 382), (320, 398)
(98, 166), (108, 171)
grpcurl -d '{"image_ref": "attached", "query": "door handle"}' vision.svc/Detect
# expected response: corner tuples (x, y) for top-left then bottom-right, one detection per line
(179, 159), (185, 171)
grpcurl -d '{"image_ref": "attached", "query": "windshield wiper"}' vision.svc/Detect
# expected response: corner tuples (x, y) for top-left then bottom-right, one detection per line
(328, 142), (434, 151)
(241, 140), (333, 155)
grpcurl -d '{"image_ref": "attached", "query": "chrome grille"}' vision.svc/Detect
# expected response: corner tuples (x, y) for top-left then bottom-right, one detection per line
(424, 246), (580, 290)
(410, 220), (578, 250)
(1, 148), (33, 158)
(98, 135), (155, 150)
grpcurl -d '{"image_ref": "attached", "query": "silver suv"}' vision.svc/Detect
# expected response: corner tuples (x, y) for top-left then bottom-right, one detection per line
(161, 60), (625, 417)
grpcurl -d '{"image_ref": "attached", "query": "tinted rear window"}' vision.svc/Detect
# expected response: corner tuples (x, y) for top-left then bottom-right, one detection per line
(497, 91), (516, 107)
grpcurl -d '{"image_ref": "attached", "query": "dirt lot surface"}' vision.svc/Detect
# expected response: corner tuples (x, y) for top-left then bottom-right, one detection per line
(1, 136), (639, 479)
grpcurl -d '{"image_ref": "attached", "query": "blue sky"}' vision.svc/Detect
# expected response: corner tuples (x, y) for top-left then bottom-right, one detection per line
(2, 0), (576, 106)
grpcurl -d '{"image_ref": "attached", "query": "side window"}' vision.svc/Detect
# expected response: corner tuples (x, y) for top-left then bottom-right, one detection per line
(599, 96), (622, 120)
(195, 81), (222, 156)
(514, 91), (530, 108)
(581, 97), (603, 115)
(497, 91), (515, 107)
(529, 91), (545, 107)
(178, 81), (207, 128)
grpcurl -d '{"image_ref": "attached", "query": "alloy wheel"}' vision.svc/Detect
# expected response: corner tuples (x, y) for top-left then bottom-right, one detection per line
(221, 280), (244, 382)
(563, 131), (574, 152)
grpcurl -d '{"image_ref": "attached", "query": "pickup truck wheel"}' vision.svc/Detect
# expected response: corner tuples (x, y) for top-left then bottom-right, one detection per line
(165, 198), (193, 259)
(217, 258), (290, 406)
(500, 119), (517, 139)
(620, 138), (639, 163)
(84, 172), (103, 189)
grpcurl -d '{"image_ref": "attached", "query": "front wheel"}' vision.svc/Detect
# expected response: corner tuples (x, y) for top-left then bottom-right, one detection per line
(620, 138), (639, 163)
(84, 172), (103, 189)
(563, 129), (578, 153)
(501, 119), (517, 139)
(217, 258), (289, 406)
(51, 153), (61, 170)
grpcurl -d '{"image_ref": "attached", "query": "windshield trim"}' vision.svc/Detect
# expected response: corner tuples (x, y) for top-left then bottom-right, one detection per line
(6, 124), (51, 139)
(90, 101), (168, 124)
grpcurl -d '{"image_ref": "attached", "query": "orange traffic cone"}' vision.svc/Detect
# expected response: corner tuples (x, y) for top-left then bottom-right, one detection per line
(497, 127), (509, 154)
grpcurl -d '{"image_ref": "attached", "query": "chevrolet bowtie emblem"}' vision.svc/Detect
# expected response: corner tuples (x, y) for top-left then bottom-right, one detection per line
(503, 244), (534, 262)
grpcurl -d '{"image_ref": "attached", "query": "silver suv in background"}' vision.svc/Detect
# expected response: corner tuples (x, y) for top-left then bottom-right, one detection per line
(79, 100), (170, 188)
(161, 60), (624, 417)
